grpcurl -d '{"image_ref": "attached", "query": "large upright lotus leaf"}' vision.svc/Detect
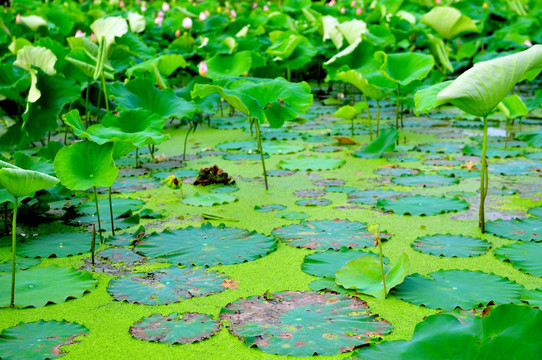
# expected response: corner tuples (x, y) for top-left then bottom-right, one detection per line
(485, 217), (541, 242)
(437, 46), (542, 117)
(130, 312), (220, 345)
(0, 64), (31, 102)
(412, 234), (490, 257)
(22, 73), (80, 141)
(323, 39), (378, 80)
(0, 320), (89, 360)
(266, 34), (303, 59)
(414, 81), (453, 115)
(336, 70), (385, 100)
(90, 16), (128, 48)
(13, 46), (56, 103)
(302, 249), (387, 278)
(86, 110), (165, 147)
(107, 266), (228, 305)
(497, 94), (529, 119)
(136, 223), (277, 267)
(0, 266), (97, 308)
(127, 12), (146, 33)
(378, 195), (468, 216)
(337, 20), (368, 45)
(126, 54), (187, 78)
(428, 36), (454, 73)
(334, 105), (359, 120)
(19, 15), (47, 31)
(220, 291), (391, 356)
(421, 6), (480, 40)
(322, 16), (343, 49)
(355, 128), (398, 159)
(518, 128), (542, 147)
(110, 79), (197, 120)
(375, 51), (434, 86)
(18, 232), (92, 258)
(192, 84), (253, 117)
(0, 167), (58, 198)
(354, 304), (542, 360)
(494, 242), (542, 277)
(53, 141), (118, 191)
(393, 270), (523, 310)
(282, 0), (312, 12)
(335, 252), (409, 299)
(207, 51), (252, 80)
(271, 220), (388, 250)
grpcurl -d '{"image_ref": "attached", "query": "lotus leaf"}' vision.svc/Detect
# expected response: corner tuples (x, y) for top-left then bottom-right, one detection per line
(421, 6), (480, 40)
(494, 242), (542, 277)
(485, 217), (541, 242)
(377, 195), (469, 216)
(17, 232), (92, 258)
(302, 249), (387, 278)
(412, 234), (490, 257)
(278, 156), (345, 171)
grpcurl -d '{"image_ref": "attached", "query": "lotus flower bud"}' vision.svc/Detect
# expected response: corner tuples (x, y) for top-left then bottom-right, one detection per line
(154, 15), (163, 26)
(204, 10), (210, 16)
(340, 6), (346, 14)
(91, 33), (97, 42)
(435, 0), (441, 3)
(75, 29), (85, 37)
(328, 0), (335, 6)
(252, 2), (258, 8)
(224, 8), (229, 14)
(263, 4), (269, 11)
(231, 9), (237, 18)
(162, 1), (170, 11)
(175, 28), (181, 37)
(182, 17), (192, 29)
(350, 0), (356, 7)
(165, 175), (181, 189)
(141, 4), (147, 12)
(199, 12), (207, 21)
(524, 39), (533, 47)
(198, 61), (208, 77)
(15, 13), (21, 24)
(356, 6), (362, 15)
(119, 0), (125, 8)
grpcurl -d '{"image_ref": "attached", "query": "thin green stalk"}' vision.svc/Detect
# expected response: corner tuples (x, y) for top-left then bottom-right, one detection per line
(377, 235), (387, 298)
(148, 145), (155, 159)
(4, 203), (8, 234)
(101, 73), (109, 112)
(183, 124), (194, 161)
(365, 97), (372, 141)
(135, 148), (139, 168)
(91, 224), (96, 266)
(253, 118), (268, 190)
(10, 196), (18, 307)
(286, 65), (291, 82)
(505, 118), (510, 149)
(479, 116), (488, 233)
(108, 187), (115, 236)
(93, 187), (103, 243)
(95, 83), (102, 121)
(84, 80), (90, 128)
(376, 99), (380, 137)
(395, 83), (400, 130)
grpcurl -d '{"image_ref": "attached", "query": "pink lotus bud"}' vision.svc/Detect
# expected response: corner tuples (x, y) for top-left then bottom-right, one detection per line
(356, 6), (362, 15)
(141, 5), (147, 12)
(340, 6), (346, 14)
(350, 0), (356, 7)
(230, 9), (237, 18)
(329, 0), (335, 6)
(198, 61), (208, 77)
(15, 13), (21, 24)
(119, 0), (125, 8)
(175, 28), (181, 37)
(435, 0), (441, 3)
(91, 33), (97, 42)
(524, 39), (533, 47)
(263, 4), (269, 11)
(199, 12), (207, 21)
(204, 10), (210, 16)
(154, 15), (163, 26)
(158, 10), (164, 17)
(75, 29), (85, 37)
(182, 17), (192, 29)
(223, 8), (228, 14)
(137, 0), (141, 4)
(252, 3), (258, 8)
(162, 2), (170, 11)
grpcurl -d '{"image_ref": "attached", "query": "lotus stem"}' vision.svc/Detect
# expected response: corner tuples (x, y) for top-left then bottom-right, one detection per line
(4, 203), (8, 234)
(96, 81), (102, 121)
(135, 148), (139, 168)
(10, 196), (18, 307)
(377, 234), (387, 298)
(183, 124), (194, 161)
(91, 224), (96, 266)
(479, 116), (488, 233)
(108, 187), (115, 236)
(149, 145), (155, 159)
(93, 186), (103, 243)
(376, 99), (380, 137)
(505, 118), (510, 149)
(395, 83), (400, 130)
(101, 73), (109, 112)
(351, 119), (354, 137)
(286, 65), (291, 82)
(365, 96), (372, 141)
(84, 80), (90, 127)
(253, 118), (268, 190)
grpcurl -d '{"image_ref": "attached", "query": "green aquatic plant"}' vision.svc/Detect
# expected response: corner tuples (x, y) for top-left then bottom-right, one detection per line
(497, 94), (529, 148)
(0, 163), (59, 307)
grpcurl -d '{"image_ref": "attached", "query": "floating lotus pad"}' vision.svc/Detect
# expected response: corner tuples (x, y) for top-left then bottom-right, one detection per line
(437, 169), (479, 178)
(313, 179), (347, 187)
(0, 320), (89, 360)
(489, 160), (540, 176)
(76, 198), (145, 217)
(0, 258), (40, 272)
(413, 142), (464, 153)
(463, 145), (525, 159)
(352, 304), (542, 360)
(521, 288), (542, 308)
(110, 176), (161, 193)
(151, 169), (200, 180)
(262, 143), (304, 155)
(17, 232), (92, 258)
(296, 198), (331, 206)
(136, 223), (277, 267)
(348, 190), (407, 205)
(182, 193), (237, 207)
(391, 174), (459, 187)
(0, 266), (97, 308)
(393, 270), (523, 310)
(293, 189), (326, 198)
(312, 145), (344, 153)
(377, 195), (469, 216)
(278, 157), (345, 171)
(130, 313), (220, 345)
(374, 167), (420, 176)
(308, 278), (358, 295)
(267, 170), (296, 177)
(223, 153), (269, 161)
(271, 220), (389, 250)
(529, 207), (542, 218)
(302, 249), (387, 278)
(494, 242), (542, 277)
(98, 247), (144, 264)
(411, 234), (491, 257)
(254, 204), (287, 212)
(208, 186), (239, 194)
(274, 211), (310, 220)
(324, 186), (357, 193)
(107, 266), (229, 305)
(220, 291), (391, 356)
(216, 140), (255, 151)
(485, 218), (542, 242)
(73, 213), (140, 231)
